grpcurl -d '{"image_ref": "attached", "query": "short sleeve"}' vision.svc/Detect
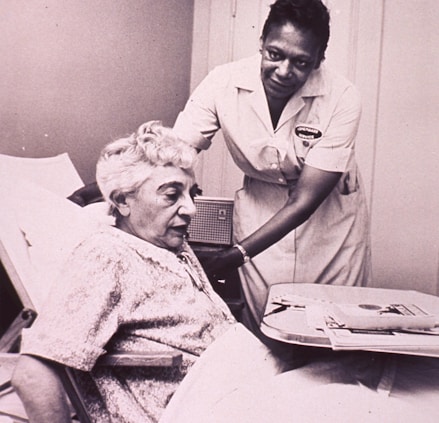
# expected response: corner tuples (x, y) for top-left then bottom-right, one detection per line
(174, 67), (227, 150)
(305, 85), (362, 173)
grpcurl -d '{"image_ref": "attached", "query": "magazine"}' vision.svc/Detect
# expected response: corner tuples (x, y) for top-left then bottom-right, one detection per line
(306, 304), (439, 353)
(323, 324), (439, 351)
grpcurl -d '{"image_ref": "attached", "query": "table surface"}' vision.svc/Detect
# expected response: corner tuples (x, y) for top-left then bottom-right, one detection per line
(260, 283), (439, 357)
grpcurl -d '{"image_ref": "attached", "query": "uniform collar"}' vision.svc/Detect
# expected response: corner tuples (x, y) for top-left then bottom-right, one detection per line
(296, 65), (329, 97)
(233, 54), (262, 92)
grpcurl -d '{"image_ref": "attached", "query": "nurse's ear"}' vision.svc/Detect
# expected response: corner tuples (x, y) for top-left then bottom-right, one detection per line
(112, 191), (131, 217)
(314, 48), (326, 69)
(259, 36), (264, 54)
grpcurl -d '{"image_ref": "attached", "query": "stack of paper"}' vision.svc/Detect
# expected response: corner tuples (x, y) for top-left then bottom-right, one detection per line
(306, 303), (439, 353)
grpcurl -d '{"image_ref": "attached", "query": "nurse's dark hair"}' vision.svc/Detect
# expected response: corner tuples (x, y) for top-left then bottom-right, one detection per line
(262, 0), (330, 63)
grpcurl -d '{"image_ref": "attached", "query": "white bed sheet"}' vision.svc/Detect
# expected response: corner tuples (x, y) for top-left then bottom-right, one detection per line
(162, 324), (439, 422)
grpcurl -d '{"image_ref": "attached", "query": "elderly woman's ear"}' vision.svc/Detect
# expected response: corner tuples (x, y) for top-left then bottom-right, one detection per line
(112, 192), (131, 217)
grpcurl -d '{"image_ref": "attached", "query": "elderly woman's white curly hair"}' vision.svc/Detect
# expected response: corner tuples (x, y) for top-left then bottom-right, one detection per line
(96, 120), (197, 217)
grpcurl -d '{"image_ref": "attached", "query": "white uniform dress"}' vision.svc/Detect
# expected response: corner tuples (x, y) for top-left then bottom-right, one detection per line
(174, 54), (371, 334)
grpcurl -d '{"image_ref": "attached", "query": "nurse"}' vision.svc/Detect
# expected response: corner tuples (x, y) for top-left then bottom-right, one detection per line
(173, 0), (371, 337)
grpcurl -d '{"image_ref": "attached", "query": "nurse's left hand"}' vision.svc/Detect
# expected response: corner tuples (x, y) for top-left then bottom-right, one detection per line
(196, 247), (243, 282)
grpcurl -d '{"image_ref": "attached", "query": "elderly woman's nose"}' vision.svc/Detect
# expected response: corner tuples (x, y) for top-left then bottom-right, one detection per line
(179, 196), (197, 217)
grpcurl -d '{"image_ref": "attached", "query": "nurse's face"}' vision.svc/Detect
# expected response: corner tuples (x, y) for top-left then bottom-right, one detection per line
(260, 22), (321, 102)
(118, 165), (198, 251)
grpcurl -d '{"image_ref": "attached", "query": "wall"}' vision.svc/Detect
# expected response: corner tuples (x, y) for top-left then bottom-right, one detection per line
(0, 0), (194, 184)
(190, 0), (439, 294)
(369, 0), (439, 293)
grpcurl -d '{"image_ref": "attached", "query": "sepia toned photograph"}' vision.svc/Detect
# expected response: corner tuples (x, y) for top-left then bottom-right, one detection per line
(1, 1), (438, 421)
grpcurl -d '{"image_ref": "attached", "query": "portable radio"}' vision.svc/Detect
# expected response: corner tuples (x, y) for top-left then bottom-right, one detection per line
(188, 196), (234, 246)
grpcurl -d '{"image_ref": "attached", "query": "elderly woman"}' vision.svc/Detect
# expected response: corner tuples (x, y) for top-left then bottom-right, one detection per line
(11, 121), (285, 422)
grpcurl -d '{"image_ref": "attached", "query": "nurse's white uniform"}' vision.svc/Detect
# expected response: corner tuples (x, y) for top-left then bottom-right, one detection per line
(174, 54), (370, 334)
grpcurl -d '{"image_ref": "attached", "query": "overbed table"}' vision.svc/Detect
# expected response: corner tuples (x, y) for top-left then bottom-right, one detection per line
(260, 283), (439, 357)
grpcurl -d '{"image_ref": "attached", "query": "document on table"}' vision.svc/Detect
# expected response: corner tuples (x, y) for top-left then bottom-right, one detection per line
(305, 304), (439, 352)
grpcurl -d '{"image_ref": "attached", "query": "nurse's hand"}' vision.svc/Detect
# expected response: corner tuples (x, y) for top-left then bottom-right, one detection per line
(196, 247), (244, 282)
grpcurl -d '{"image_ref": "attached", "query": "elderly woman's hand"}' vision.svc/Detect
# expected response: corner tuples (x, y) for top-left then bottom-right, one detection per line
(196, 246), (244, 282)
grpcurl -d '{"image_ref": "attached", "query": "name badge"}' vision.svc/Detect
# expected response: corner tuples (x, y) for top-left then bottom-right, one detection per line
(295, 125), (322, 140)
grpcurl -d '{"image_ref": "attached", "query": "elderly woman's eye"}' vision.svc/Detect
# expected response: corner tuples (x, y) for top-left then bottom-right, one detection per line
(162, 189), (179, 202)
(166, 193), (179, 202)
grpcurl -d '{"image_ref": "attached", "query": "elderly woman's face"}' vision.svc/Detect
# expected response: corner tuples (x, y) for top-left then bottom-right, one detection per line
(119, 165), (197, 251)
(260, 22), (321, 102)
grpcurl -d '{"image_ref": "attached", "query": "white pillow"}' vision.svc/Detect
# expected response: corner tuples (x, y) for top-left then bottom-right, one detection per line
(0, 179), (105, 310)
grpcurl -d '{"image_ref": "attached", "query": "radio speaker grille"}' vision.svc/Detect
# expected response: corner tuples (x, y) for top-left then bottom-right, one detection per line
(188, 197), (234, 245)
